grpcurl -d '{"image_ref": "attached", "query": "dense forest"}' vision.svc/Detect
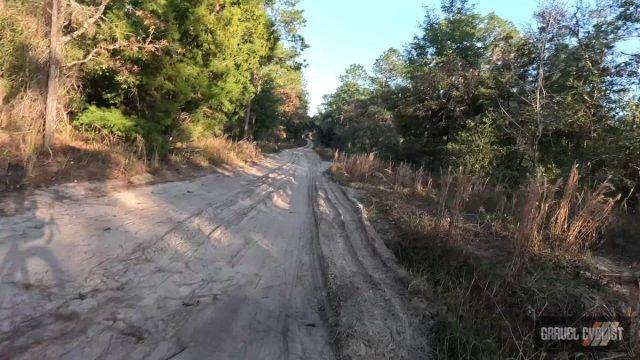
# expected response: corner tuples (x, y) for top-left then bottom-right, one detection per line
(317, 0), (640, 196)
(0, 0), (310, 177)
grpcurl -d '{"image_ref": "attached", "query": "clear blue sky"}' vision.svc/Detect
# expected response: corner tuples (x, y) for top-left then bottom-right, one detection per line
(300, 0), (540, 114)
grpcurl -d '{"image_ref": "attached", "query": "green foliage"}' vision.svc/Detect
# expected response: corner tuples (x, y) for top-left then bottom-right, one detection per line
(0, 0), (310, 157)
(2, 0), (311, 160)
(446, 117), (499, 175)
(181, 107), (227, 141)
(75, 107), (142, 139)
(317, 0), (640, 195)
(75, 106), (167, 152)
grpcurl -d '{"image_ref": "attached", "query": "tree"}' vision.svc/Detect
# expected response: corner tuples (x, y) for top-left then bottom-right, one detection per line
(243, 0), (309, 139)
(531, 2), (566, 168)
(44, 0), (110, 149)
(317, 0), (640, 193)
(43, 0), (64, 149)
(373, 48), (406, 89)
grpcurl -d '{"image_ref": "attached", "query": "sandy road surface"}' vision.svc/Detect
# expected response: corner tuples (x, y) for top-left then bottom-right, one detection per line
(0, 146), (429, 360)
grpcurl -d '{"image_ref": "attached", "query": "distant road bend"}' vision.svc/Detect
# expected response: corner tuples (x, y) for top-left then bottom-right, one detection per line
(0, 144), (430, 359)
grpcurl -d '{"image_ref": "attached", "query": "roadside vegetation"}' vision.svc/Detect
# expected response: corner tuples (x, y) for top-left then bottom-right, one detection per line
(328, 151), (639, 358)
(0, 0), (311, 190)
(317, 0), (639, 357)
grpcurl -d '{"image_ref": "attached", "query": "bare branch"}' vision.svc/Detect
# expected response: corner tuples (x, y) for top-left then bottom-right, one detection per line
(65, 45), (108, 67)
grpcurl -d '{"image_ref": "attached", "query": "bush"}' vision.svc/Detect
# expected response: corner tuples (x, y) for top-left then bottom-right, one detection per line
(446, 117), (499, 177)
(181, 107), (226, 141)
(75, 107), (142, 139)
(75, 106), (168, 155)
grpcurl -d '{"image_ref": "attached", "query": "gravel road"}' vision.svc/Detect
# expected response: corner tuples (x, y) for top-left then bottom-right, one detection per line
(0, 145), (430, 360)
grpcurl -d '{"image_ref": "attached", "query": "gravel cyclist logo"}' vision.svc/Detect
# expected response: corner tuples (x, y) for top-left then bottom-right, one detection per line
(537, 317), (629, 353)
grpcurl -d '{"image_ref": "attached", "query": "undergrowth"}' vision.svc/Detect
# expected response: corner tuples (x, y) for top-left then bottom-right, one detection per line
(329, 151), (639, 359)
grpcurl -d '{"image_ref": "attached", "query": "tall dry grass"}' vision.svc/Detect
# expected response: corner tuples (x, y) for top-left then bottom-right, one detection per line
(332, 153), (620, 256)
(517, 166), (620, 256)
(189, 137), (262, 167)
(331, 152), (435, 196)
(332, 152), (632, 358)
(330, 151), (382, 182)
(392, 162), (413, 190)
(0, 7), (76, 171)
(0, 90), (46, 168)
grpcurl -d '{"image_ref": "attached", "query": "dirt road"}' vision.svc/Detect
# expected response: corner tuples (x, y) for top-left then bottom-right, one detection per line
(0, 146), (430, 359)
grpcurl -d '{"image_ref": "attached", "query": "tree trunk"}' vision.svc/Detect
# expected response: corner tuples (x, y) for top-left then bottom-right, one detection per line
(243, 99), (252, 140)
(44, 0), (64, 149)
(533, 17), (551, 171)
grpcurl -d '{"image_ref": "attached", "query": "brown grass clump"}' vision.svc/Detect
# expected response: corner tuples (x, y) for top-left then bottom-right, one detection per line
(563, 180), (620, 251)
(516, 166), (620, 256)
(392, 162), (413, 190)
(551, 164), (580, 239)
(1, 132), (263, 191)
(191, 137), (262, 167)
(517, 178), (557, 255)
(413, 167), (431, 196)
(25, 132), (147, 186)
(0, 6), (79, 171)
(0, 8), (49, 169)
(332, 153), (620, 257)
(332, 152), (432, 193)
(450, 167), (486, 216)
(0, 90), (46, 167)
(331, 152), (381, 182)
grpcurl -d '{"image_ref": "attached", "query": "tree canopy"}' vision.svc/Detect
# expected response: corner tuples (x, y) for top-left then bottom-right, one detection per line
(1, 0), (311, 155)
(316, 0), (640, 193)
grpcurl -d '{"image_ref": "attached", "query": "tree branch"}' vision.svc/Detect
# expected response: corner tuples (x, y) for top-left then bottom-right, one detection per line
(65, 32), (166, 68)
(63, 0), (110, 44)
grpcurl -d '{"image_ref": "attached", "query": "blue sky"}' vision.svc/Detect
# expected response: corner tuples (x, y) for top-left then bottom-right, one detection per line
(300, 0), (541, 114)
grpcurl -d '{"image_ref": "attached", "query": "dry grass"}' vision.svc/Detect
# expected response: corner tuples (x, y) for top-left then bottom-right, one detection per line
(516, 166), (621, 260)
(413, 167), (430, 196)
(330, 151), (382, 182)
(332, 153), (487, 215)
(192, 137), (261, 167)
(358, 183), (633, 359)
(332, 153), (620, 257)
(338, 156), (636, 359)
(0, 90), (46, 163)
(7, 131), (149, 190)
(564, 181), (620, 249)
(0, 7), (77, 172)
(392, 162), (413, 190)
(1, 131), (262, 191)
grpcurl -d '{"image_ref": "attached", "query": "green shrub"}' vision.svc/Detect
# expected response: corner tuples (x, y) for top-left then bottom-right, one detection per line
(75, 107), (142, 139)
(446, 117), (500, 175)
(186, 107), (226, 140)
(75, 106), (169, 155)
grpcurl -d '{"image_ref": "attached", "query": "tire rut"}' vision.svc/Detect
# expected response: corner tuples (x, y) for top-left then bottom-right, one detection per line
(312, 175), (431, 360)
